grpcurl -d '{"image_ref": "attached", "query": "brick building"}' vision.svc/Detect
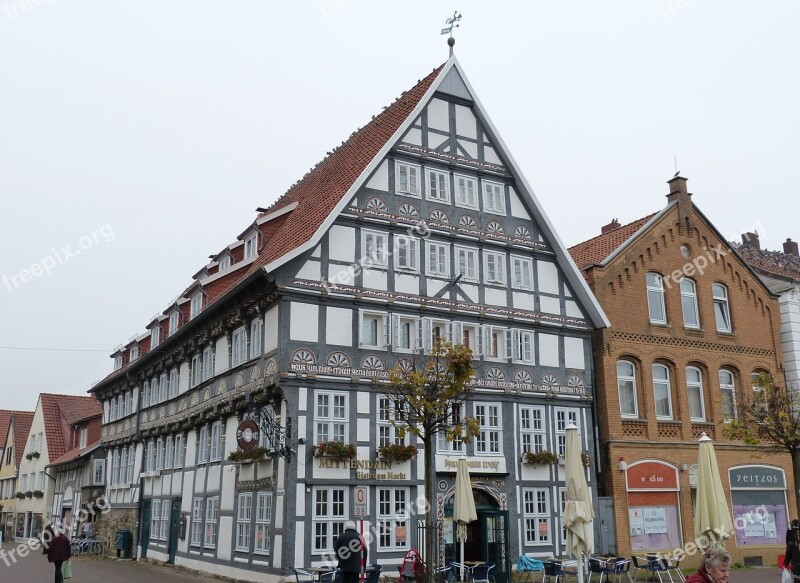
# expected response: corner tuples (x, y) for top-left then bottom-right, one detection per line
(569, 176), (793, 566)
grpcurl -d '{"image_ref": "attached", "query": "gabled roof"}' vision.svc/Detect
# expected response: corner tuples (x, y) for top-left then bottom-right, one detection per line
(12, 412), (34, 467)
(0, 410), (25, 452)
(47, 440), (101, 468)
(736, 244), (800, 282)
(39, 394), (102, 461)
(569, 213), (659, 269)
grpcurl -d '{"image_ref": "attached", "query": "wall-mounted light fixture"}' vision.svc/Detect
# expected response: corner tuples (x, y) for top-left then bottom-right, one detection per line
(618, 457), (627, 472)
(680, 463), (688, 472)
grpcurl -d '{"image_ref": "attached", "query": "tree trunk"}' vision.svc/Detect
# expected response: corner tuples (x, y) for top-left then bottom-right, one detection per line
(792, 447), (800, 519)
(424, 435), (435, 583)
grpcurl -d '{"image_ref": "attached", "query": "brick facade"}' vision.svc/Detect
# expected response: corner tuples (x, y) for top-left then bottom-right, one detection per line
(571, 177), (794, 567)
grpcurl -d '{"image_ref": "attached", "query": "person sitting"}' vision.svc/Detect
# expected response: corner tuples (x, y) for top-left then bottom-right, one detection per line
(685, 548), (731, 583)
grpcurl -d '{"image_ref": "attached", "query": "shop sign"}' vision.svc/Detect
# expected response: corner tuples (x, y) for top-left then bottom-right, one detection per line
(435, 455), (507, 474)
(626, 461), (678, 490)
(729, 466), (785, 489)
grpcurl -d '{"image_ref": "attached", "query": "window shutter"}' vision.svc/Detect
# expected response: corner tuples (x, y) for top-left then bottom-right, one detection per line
(482, 326), (492, 357)
(451, 322), (463, 347)
(410, 166), (418, 194)
(429, 245), (437, 273)
(422, 318), (432, 351)
(497, 256), (506, 283)
(358, 312), (364, 347)
(505, 329), (513, 360)
(512, 330), (520, 360)
(383, 316), (390, 348)
(392, 315), (400, 347)
(475, 326), (484, 356)
(486, 254), (495, 281)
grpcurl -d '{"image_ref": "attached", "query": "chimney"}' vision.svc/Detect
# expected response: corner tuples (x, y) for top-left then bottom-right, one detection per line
(784, 238), (799, 257)
(741, 232), (761, 250)
(601, 218), (621, 234)
(666, 175), (692, 234)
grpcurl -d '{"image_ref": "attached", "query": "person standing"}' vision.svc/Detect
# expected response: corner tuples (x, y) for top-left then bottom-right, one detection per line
(334, 520), (366, 583)
(47, 529), (72, 583)
(82, 519), (92, 539)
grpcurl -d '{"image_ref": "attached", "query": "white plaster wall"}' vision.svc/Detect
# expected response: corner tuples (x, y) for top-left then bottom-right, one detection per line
(401, 128), (422, 146)
(264, 305), (279, 354)
(194, 466), (206, 492)
(455, 104), (477, 139)
(538, 333), (560, 367)
(428, 132), (448, 149)
(428, 279), (447, 297)
(328, 225), (356, 262)
(509, 186), (530, 219)
(537, 261), (559, 295)
(326, 307), (352, 347)
(427, 98), (449, 132)
(460, 284), (478, 303)
(459, 140), (478, 159)
(296, 259), (321, 280)
(485, 287), (507, 306)
(365, 160), (389, 191)
(217, 516), (233, 561)
(363, 269), (387, 290)
(512, 291), (535, 311)
(565, 300), (583, 318)
(357, 418), (371, 443)
(564, 337), (586, 370)
(215, 336), (229, 374)
(328, 264), (355, 286)
(185, 430), (197, 469)
(540, 296), (561, 315)
(484, 145), (502, 165)
(290, 303), (319, 342)
(395, 274), (419, 295)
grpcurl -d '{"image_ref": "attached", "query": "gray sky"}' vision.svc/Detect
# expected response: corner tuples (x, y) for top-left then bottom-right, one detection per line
(1, 1), (797, 411)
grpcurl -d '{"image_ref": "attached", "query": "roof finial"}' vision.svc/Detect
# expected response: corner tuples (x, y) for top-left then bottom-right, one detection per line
(441, 11), (462, 57)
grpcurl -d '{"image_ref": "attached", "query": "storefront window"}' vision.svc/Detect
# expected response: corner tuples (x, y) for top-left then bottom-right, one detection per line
(729, 466), (788, 546)
(626, 461), (682, 551)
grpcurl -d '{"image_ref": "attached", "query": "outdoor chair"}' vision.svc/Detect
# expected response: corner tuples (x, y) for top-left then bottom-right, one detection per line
(469, 562), (496, 583)
(450, 562), (467, 582)
(631, 556), (666, 583)
(318, 568), (341, 583)
(433, 564), (452, 583)
(365, 565), (383, 583)
(610, 559), (633, 583)
(542, 560), (572, 583)
(659, 557), (685, 583)
(294, 569), (316, 583)
(587, 558), (614, 583)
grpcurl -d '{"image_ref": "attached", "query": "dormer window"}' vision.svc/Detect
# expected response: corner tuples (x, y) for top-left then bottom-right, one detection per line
(113, 355), (123, 371)
(219, 255), (231, 270)
(151, 327), (161, 348)
(245, 233), (258, 259)
(190, 293), (203, 320)
(130, 346), (139, 362)
(169, 312), (180, 336)
(79, 427), (88, 449)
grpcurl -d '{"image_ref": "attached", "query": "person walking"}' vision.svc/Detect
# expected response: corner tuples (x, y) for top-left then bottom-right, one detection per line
(685, 548), (731, 583)
(47, 529), (72, 583)
(785, 525), (800, 580)
(334, 520), (367, 583)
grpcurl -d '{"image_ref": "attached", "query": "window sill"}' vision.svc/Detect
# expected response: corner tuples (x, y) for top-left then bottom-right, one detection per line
(395, 191), (421, 199)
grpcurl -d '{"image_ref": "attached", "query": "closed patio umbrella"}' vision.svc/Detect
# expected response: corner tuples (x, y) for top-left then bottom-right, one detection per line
(695, 432), (733, 548)
(563, 424), (594, 583)
(453, 458), (477, 582)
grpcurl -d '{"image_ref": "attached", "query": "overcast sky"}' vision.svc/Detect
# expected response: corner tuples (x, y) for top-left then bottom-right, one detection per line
(1, 1), (797, 411)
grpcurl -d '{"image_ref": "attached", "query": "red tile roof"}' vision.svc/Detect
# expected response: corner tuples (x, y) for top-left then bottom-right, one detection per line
(94, 63), (445, 390)
(47, 440), (100, 467)
(736, 244), (800, 281)
(40, 394), (102, 461)
(568, 213), (658, 269)
(0, 410), (33, 465)
(12, 412), (34, 468)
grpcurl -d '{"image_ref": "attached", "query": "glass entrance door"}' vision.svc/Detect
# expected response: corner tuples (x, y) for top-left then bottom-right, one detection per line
(479, 510), (509, 583)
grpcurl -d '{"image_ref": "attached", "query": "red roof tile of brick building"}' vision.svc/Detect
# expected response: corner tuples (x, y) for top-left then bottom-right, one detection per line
(12, 412), (34, 467)
(40, 394), (102, 461)
(569, 213), (657, 269)
(736, 244), (800, 282)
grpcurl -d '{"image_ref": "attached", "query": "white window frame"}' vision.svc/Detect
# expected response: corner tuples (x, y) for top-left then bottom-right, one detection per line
(377, 487), (410, 551)
(190, 293), (203, 320)
(210, 421), (223, 462)
(455, 246), (478, 282)
(130, 345), (139, 362)
(680, 278), (700, 328)
(151, 499), (162, 541)
(554, 408), (579, 458)
(482, 181), (505, 215)
(378, 397), (408, 448)
(156, 438), (165, 471)
(474, 403), (502, 455)
(159, 373), (168, 403)
(686, 366), (706, 421)
(425, 169), (450, 203)
(512, 329), (534, 364)
(250, 318), (263, 359)
(312, 486), (347, 554)
(362, 230), (389, 269)
(523, 488), (550, 545)
(190, 497), (203, 547)
(520, 406), (545, 454)
(142, 381), (150, 409)
(511, 256), (534, 291)
(173, 435), (184, 469)
(423, 318), (453, 352)
(483, 251), (506, 285)
(616, 360), (639, 417)
(202, 346), (214, 382)
(232, 326), (248, 366)
(219, 255), (231, 271)
(93, 459), (105, 485)
(236, 492), (252, 552)
(720, 369), (737, 421)
(454, 175), (478, 209)
(165, 436), (174, 469)
(197, 426), (209, 465)
(359, 310), (389, 350)
(169, 368), (179, 399)
(254, 491), (272, 555)
(712, 283), (732, 332)
(245, 233), (258, 259)
(204, 497), (219, 549)
(646, 273), (667, 324)
(191, 354), (202, 388)
(392, 315), (419, 353)
(395, 161), (420, 197)
(150, 327), (160, 348)
(394, 235), (420, 272)
(437, 403), (465, 453)
(653, 363), (673, 420)
(460, 323), (481, 356)
(426, 241), (450, 278)
(482, 325), (510, 361)
(168, 312), (180, 336)
(314, 391), (348, 444)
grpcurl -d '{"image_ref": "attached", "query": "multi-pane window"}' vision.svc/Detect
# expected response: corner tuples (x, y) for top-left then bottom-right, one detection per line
(190, 293), (203, 320)
(142, 381), (150, 409)
(165, 436), (174, 469)
(93, 459), (105, 485)
(393, 316), (418, 352)
(245, 233), (258, 259)
(219, 255), (231, 270)
(484, 252), (506, 285)
(362, 231), (389, 268)
(427, 242), (450, 277)
(191, 354), (202, 388)
(720, 369), (737, 420)
(395, 236), (419, 271)
(512, 330), (533, 363)
(455, 175), (478, 208)
(169, 312), (180, 336)
(169, 368), (179, 399)
(151, 327), (160, 348)
(210, 421), (223, 461)
(250, 318), (263, 358)
(236, 492), (252, 552)
(254, 491), (273, 554)
(482, 181), (505, 214)
(145, 440), (155, 473)
(151, 499), (162, 541)
(520, 406), (545, 454)
(686, 366), (705, 421)
(130, 346), (139, 362)
(437, 403), (465, 453)
(378, 488), (409, 550)
(712, 283), (732, 332)
(202, 346), (214, 382)
(160, 500), (170, 541)
(197, 426), (209, 464)
(483, 326), (508, 360)
(111, 450), (121, 484)
(360, 311), (388, 349)
(653, 364), (673, 419)
(378, 397), (407, 448)
(159, 373), (168, 403)
(313, 487), (347, 553)
(232, 326), (248, 366)
(475, 403), (501, 454)
(523, 489), (550, 544)
(461, 324), (480, 355)
(511, 256), (534, 290)
(616, 360), (638, 417)
(426, 169), (449, 202)
(680, 278), (700, 328)
(204, 497), (219, 548)
(173, 434), (184, 469)
(190, 498), (203, 546)
(646, 273), (667, 324)
(156, 438), (165, 471)
(455, 246), (478, 281)
(396, 162), (420, 196)
(315, 392), (347, 443)
(554, 409), (578, 457)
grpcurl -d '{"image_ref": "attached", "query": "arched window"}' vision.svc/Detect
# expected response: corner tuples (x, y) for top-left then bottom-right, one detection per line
(646, 273), (667, 324)
(616, 360), (638, 417)
(680, 278), (699, 328)
(712, 283), (732, 332)
(719, 369), (737, 420)
(686, 366), (705, 421)
(752, 369), (770, 414)
(652, 363), (672, 419)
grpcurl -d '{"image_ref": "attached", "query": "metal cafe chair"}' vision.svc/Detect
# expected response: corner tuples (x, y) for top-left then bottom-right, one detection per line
(542, 560), (571, 583)
(632, 556), (666, 583)
(659, 557), (685, 583)
(587, 557), (614, 583)
(468, 562), (496, 583)
(318, 569), (342, 583)
(294, 569), (316, 583)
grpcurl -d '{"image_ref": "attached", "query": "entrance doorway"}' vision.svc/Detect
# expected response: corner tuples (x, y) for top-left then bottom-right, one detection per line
(140, 499), (151, 559)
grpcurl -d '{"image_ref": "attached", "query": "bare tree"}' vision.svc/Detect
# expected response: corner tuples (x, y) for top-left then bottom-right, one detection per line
(383, 339), (480, 582)
(723, 373), (800, 512)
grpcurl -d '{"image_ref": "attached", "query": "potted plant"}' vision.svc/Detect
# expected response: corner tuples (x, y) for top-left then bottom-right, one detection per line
(15, 492), (25, 499)
(522, 450), (558, 466)
(378, 444), (418, 463)
(25, 491), (33, 498)
(228, 447), (271, 464)
(32, 490), (44, 498)
(312, 441), (356, 461)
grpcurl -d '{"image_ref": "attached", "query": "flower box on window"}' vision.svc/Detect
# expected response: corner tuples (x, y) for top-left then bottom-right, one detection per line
(25, 451), (40, 460)
(377, 444), (418, 463)
(521, 450), (558, 466)
(32, 490), (44, 498)
(228, 447), (272, 464)
(312, 441), (356, 461)
(15, 492), (25, 499)
(24, 491), (33, 498)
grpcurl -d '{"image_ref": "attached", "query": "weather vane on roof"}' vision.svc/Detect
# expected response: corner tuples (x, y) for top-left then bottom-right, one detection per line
(441, 11), (462, 57)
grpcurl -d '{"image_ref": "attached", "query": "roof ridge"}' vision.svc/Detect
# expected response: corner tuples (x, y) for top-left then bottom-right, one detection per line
(568, 212), (658, 251)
